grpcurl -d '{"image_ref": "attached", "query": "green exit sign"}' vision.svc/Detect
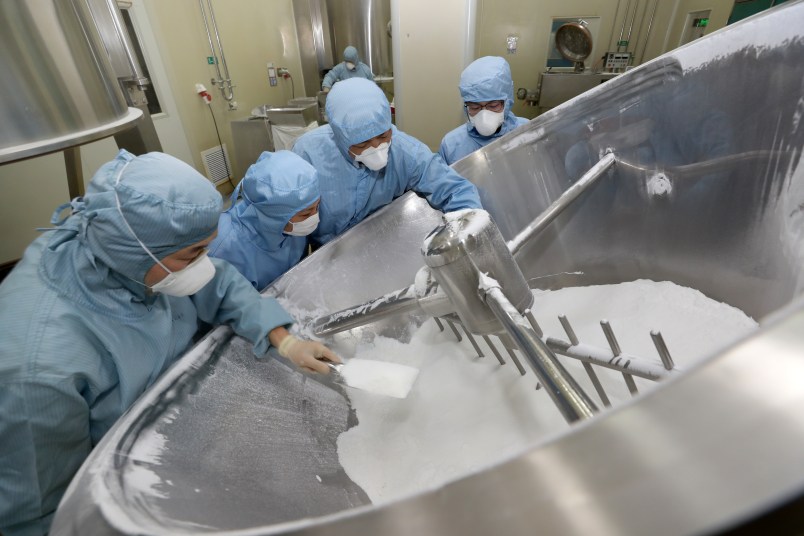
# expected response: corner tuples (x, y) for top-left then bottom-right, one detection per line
(693, 18), (709, 27)
(617, 40), (629, 47)
(207, 56), (216, 65)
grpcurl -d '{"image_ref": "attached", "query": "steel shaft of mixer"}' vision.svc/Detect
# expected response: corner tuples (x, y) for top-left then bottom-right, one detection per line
(507, 152), (616, 256)
(311, 270), (454, 337)
(481, 282), (598, 422)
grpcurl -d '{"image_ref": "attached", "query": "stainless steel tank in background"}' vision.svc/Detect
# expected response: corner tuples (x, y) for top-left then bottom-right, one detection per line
(325, 0), (392, 76)
(52, 2), (804, 535)
(0, 0), (141, 164)
(293, 0), (392, 98)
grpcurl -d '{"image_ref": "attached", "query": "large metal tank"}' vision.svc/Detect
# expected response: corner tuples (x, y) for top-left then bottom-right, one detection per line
(0, 0), (142, 164)
(325, 0), (392, 76)
(293, 0), (392, 97)
(52, 2), (804, 535)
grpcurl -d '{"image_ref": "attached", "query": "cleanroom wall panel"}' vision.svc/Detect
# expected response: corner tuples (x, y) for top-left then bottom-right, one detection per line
(392, 0), (476, 151)
(0, 155), (69, 264)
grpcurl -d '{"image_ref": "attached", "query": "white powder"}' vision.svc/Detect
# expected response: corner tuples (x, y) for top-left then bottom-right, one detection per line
(339, 360), (420, 399)
(335, 279), (758, 504)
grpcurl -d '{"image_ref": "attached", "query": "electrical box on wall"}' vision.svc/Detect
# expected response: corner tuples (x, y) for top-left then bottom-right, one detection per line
(680, 9), (712, 46)
(267, 62), (278, 87)
(604, 52), (632, 72)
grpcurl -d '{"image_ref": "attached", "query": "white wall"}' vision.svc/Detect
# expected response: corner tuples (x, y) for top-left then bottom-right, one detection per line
(392, 0), (477, 151)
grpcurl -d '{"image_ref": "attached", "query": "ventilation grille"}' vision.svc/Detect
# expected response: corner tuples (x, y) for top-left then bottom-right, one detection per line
(200, 144), (231, 184)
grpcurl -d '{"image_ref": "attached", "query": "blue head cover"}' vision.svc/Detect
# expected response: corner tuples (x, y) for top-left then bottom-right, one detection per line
(459, 56), (515, 114)
(343, 46), (359, 63)
(326, 78), (392, 156)
(234, 150), (319, 235)
(47, 150), (222, 285)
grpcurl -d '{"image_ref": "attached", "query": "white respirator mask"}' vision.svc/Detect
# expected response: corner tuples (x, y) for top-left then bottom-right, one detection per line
(345, 61), (356, 71)
(353, 141), (391, 171)
(112, 161), (215, 297)
(470, 109), (505, 136)
(149, 251), (216, 297)
(285, 212), (320, 236)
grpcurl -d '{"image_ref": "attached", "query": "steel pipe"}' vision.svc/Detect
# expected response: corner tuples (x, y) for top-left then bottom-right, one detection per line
(482, 284), (597, 423)
(507, 152), (616, 256)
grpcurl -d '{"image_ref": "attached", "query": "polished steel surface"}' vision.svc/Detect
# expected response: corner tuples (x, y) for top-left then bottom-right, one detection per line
(311, 267), (455, 337)
(0, 0), (135, 162)
(325, 0), (392, 76)
(536, 71), (618, 110)
(423, 209), (533, 335)
(483, 284), (598, 423)
(311, 284), (421, 337)
(293, 0), (392, 96)
(508, 151), (616, 255)
(87, 0), (146, 86)
(52, 3), (804, 534)
(262, 104), (319, 127)
(292, 0), (334, 98)
(85, 0), (163, 153)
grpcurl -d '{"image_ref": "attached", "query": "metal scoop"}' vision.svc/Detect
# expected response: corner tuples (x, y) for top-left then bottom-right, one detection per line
(326, 360), (419, 399)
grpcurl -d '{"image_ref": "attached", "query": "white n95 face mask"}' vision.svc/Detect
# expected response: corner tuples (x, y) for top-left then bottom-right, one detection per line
(354, 141), (390, 171)
(149, 251), (216, 297)
(470, 109), (505, 136)
(346, 61), (356, 71)
(285, 212), (320, 236)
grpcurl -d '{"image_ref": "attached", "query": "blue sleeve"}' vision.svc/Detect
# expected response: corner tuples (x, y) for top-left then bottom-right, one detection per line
(322, 64), (343, 89)
(208, 223), (260, 289)
(400, 135), (483, 212)
(191, 259), (293, 357)
(0, 379), (91, 535)
(438, 139), (452, 165)
(362, 64), (375, 81)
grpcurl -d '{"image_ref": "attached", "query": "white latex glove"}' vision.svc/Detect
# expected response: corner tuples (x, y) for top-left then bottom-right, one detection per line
(277, 335), (340, 374)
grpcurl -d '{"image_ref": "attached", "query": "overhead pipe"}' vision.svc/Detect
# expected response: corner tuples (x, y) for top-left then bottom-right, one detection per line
(507, 152), (617, 257)
(637, 0), (660, 64)
(617, 0), (632, 51)
(199, 0), (236, 106)
(625, 0), (640, 52)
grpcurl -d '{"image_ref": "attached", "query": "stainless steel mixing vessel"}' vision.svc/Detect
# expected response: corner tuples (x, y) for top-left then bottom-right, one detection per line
(52, 2), (804, 534)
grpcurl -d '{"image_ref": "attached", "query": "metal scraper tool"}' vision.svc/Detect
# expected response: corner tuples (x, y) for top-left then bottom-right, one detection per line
(326, 359), (419, 399)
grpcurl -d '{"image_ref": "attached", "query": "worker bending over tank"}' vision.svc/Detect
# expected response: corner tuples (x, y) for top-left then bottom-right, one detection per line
(322, 45), (374, 92)
(439, 56), (529, 165)
(0, 150), (338, 536)
(293, 77), (483, 246)
(209, 150), (320, 290)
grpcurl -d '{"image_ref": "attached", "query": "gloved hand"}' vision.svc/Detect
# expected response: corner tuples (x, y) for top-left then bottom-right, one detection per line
(277, 335), (340, 374)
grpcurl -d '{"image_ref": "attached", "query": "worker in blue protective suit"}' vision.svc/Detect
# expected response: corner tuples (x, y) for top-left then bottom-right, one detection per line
(439, 56), (530, 165)
(0, 150), (339, 536)
(209, 150), (320, 290)
(293, 77), (483, 245)
(322, 45), (375, 92)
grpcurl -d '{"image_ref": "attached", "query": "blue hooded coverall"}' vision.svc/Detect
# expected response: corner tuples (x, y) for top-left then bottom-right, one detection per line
(209, 150), (320, 290)
(322, 46), (375, 90)
(439, 56), (530, 165)
(0, 150), (293, 535)
(293, 77), (483, 245)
